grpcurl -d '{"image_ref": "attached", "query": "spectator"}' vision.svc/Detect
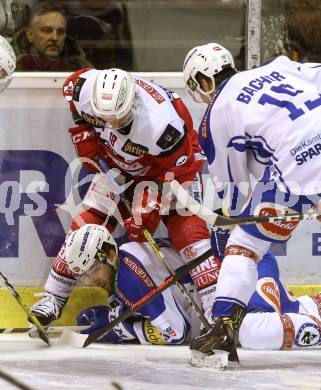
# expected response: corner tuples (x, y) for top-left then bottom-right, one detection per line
(10, 3), (92, 71)
(284, 0), (321, 62)
(65, 0), (135, 70)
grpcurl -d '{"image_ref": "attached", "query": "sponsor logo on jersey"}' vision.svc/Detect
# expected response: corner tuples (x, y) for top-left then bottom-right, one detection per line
(53, 245), (73, 277)
(159, 321), (177, 342)
(143, 320), (165, 345)
(255, 203), (300, 240)
(189, 256), (220, 290)
(115, 287), (133, 307)
(135, 79), (165, 103)
(50, 271), (75, 287)
(290, 134), (321, 165)
(295, 322), (321, 347)
(72, 77), (86, 102)
(256, 277), (281, 313)
(123, 255), (155, 289)
(81, 111), (105, 128)
(156, 124), (182, 150)
(122, 139), (148, 157)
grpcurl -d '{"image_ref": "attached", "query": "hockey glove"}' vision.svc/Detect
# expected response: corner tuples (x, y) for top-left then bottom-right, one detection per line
(124, 189), (162, 242)
(77, 305), (137, 343)
(68, 124), (104, 171)
(30, 292), (68, 326)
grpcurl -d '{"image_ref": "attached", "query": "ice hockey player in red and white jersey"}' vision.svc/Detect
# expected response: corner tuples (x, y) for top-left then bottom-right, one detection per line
(0, 35), (16, 92)
(30, 68), (219, 327)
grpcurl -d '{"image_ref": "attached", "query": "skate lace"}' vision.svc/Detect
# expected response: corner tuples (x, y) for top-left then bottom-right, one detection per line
(32, 293), (64, 318)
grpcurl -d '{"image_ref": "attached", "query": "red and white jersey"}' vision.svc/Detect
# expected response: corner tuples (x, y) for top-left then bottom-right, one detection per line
(63, 68), (203, 182)
(199, 56), (321, 196)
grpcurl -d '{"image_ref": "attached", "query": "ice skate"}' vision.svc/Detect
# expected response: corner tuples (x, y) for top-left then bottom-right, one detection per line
(189, 306), (246, 369)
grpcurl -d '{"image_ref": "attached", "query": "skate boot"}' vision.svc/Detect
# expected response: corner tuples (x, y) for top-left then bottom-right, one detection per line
(30, 292), (68, 326)
(189, 305), (246, 370)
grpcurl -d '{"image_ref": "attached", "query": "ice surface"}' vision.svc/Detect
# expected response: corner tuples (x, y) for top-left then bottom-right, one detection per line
(0, 334), (321, 390)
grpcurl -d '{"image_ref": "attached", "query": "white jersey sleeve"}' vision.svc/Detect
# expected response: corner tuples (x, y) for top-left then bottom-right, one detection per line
(201, 56), (321, 196)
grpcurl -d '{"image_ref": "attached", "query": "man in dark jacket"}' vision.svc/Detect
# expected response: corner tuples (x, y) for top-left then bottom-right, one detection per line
(11, 4), (92, 71)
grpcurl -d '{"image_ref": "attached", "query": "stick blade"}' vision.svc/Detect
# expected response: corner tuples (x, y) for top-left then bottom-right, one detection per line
(57, 330), (87, 347)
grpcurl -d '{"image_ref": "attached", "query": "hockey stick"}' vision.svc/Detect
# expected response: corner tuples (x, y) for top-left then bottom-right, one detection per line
(170, 179), (321, 227)
(0, 368), (35, 390)
(0, 272), (50, 345)
(0, 326), (88, 335)
(83, 248), (212, 347)
(97, 158), (211, 331)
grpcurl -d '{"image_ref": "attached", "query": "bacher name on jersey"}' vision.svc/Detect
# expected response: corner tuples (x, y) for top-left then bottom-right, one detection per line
(200, 56), (321, 197)
(63, 68), (202, 181)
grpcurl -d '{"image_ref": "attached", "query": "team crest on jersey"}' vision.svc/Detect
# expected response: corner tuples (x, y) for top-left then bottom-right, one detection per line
(156, 125), (182, 150)
(295, 323), (321, 347)
(159, 321), (177, 342)
(73, 77), (86, 102)
(81, 111), (105, 128)
(63, 80), (74, 102)
(121, 139), (148, 157)
(256, 277), (281, 313)
(254, 203), (300, 241)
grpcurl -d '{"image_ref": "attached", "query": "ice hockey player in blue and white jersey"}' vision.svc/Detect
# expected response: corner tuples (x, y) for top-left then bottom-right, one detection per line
(65, 223), (321, 354)
(183, 40), (321, 368)
(65, 224), (208, 345)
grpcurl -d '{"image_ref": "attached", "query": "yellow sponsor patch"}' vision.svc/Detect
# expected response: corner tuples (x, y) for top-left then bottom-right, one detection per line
(143, 319), (165, 345)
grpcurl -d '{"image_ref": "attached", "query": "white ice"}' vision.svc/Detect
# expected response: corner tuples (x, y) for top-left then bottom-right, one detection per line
(0, 334), (321, 390)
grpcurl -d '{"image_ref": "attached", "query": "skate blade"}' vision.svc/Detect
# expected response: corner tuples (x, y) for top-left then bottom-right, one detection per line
(189, 350), (229, 370)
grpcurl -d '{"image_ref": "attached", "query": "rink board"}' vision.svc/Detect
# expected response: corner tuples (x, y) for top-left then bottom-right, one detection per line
(1, 285), (321, 328)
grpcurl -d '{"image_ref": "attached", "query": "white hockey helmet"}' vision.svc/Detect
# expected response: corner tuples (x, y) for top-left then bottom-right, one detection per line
(0, 35), (16, 92)
(183, 43), (235, 102)
(65, 224), (118, 276)
(91, 68), (136, 129)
